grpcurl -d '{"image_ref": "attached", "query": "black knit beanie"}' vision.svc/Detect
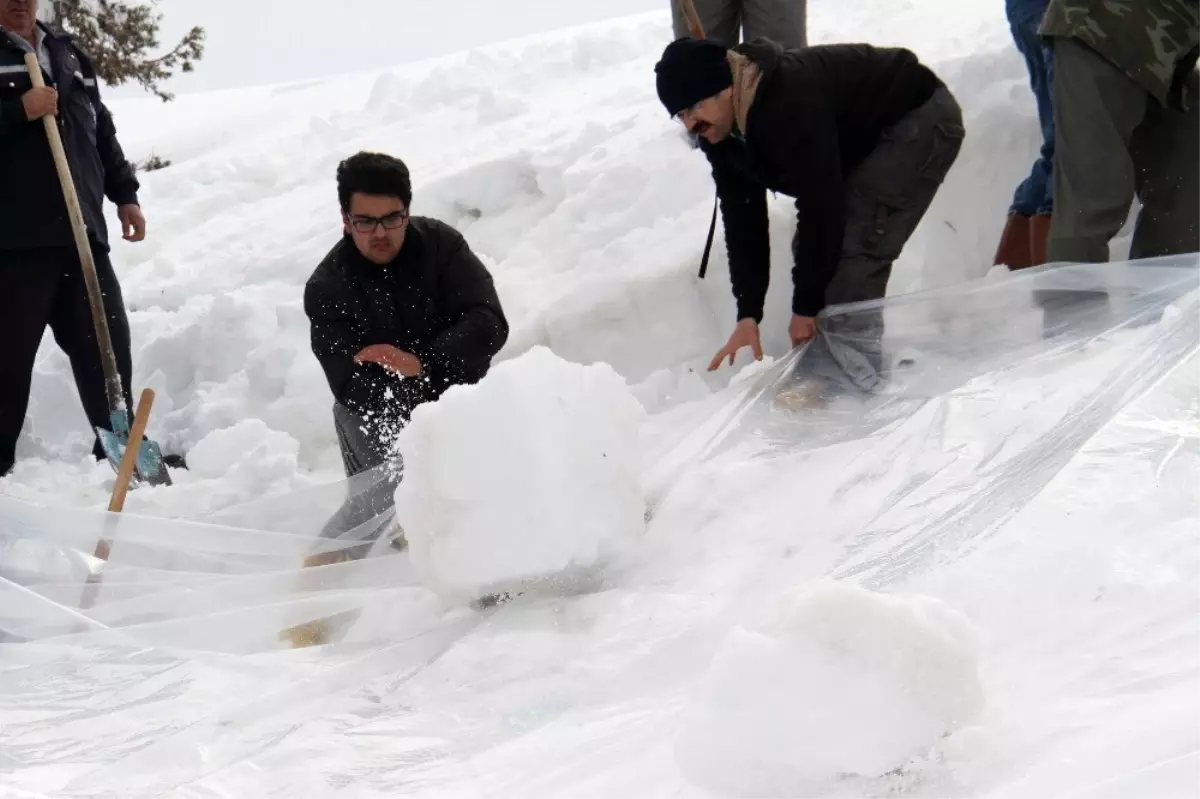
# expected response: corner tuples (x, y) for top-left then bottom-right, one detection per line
(654, 37), (733, 117)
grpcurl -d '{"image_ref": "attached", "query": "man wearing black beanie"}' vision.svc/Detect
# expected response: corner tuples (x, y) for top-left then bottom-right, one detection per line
(655, 36), (964, 373)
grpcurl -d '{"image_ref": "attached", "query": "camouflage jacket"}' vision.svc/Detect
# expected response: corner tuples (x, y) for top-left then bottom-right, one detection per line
(1039, 0), (1200, 109)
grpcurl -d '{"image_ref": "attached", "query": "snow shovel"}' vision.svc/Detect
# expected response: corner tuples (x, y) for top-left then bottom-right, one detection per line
(24, 53), (171, 487)
(677, 0), (707, 38)
(78, 387), (158, 611)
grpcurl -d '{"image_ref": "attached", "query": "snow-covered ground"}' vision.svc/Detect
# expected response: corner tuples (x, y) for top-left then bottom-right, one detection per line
(2, 1), (1197, 797)
(6, 0), (1108, 511)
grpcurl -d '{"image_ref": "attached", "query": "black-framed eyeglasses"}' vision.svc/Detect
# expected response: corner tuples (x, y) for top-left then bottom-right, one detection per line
(347, 209), (409, 233)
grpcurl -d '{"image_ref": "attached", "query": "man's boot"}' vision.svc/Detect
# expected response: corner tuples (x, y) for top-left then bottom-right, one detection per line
(1029, 214), (1051, 266)
(994, 212), (1034, 270)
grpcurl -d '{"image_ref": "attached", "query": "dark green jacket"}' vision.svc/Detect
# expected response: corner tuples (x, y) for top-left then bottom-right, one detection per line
(1039, 0), (1200, 109)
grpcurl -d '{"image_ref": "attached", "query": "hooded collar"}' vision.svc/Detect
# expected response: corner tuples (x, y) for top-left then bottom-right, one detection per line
(726, 37), (787, 137)
(732, 37), (785, 82)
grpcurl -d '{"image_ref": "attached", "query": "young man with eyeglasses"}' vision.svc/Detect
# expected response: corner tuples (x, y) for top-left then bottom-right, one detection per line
(304, 151), (509, 480)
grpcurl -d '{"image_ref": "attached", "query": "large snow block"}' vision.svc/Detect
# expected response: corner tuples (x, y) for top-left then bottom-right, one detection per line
(676, 580), (985, 795)
(393, 346), (648, 602)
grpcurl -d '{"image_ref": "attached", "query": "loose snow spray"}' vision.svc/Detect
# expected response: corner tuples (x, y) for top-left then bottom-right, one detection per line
(676, 580), (985, 796)
(393, 346), (648, 603)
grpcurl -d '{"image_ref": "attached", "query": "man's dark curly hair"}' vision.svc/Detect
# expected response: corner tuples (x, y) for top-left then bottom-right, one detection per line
(336, 151), (412, 212)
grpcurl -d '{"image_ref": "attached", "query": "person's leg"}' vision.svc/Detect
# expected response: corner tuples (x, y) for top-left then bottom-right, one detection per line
(819, 86), (965, 389)
(314, 402), (404, 561)
(333, 401), (393, 479)
(1028, 34), (1056, 265)
(48, 239), (136, 460)
(1128, 67), (1200, 260)
(670, 0), (742, 46)
(1045, 36), (1148, 264)
(828, 86), (965, 306)
(742, 0), (807, 49)
(1006, 11), (1053, 217)
(1001, 3), (1056, 267)
(0, 249), (64, 476)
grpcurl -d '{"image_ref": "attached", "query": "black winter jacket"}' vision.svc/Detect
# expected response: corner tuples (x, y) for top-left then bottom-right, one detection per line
(701, 39), (940, 320)
(0, 23), (139, 252)
(304, 218), (509, 423)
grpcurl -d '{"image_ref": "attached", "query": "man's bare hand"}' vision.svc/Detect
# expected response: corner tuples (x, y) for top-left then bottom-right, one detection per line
(21, 86), (57, 120)
(708, 318), (763, 371)
(789, 314), (818, 347)
(118, 204), (146, 242)
(355, 344), (423, 377)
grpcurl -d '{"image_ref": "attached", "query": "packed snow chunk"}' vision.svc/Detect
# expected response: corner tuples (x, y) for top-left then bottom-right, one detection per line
(393, 346), (648, 602)
(676, 580), (985, 796)
(186, 420), (300, 488)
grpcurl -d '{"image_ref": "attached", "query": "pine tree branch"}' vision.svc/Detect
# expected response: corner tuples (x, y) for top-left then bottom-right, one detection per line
(47, 0), (205, 102)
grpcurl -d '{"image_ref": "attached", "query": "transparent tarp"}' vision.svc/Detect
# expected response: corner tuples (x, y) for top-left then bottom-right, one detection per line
(1, 255), (1197, 797)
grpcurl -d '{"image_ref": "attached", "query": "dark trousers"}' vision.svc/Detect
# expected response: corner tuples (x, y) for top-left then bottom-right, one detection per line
(806, 85), (964, 390)
(1047, 37), (1200, 263)
(821, 85), (965, 308)
(0, 242), (134, 474)
(671, 0), (807, 49)
(333, 401), (394, 479)
(1006, 0), (1055, 216)
(314, 402), (404, 560)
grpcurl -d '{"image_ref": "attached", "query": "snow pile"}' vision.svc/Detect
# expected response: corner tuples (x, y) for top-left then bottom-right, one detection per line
(128, 419), (305, 518)
(2, 2), (1197, 796)
(676, 580), (985, 795)
(187, 419), (299, 483)
(393, 346), (648, 601)
(5, 0), (1053, 511)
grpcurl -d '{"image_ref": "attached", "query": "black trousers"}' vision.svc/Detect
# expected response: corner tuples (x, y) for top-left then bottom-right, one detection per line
(0, 242), (134, 474)
(311, 402), (405, 561)
(797, 85), (965, 392)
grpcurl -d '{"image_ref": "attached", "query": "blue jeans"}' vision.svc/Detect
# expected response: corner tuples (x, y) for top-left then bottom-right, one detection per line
(1007, 0), (1054, 216)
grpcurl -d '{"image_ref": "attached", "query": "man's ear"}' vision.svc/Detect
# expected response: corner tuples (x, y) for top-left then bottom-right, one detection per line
(341, 211), (350, 236)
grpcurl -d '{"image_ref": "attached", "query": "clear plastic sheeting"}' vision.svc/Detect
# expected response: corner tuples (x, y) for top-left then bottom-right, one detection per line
(648, 255), (1200, 586)
(1, 256), (1198, 798)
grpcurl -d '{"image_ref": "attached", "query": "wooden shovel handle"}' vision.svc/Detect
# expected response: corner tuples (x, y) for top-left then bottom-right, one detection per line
(107, 388), (155, 515)
(81, 389), (153, 610)
(25, 52), (127, 417)
(677, 0), (707, 38)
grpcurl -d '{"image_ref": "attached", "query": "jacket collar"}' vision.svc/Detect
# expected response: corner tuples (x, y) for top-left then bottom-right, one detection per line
(0, 20), (69, 53)
(732, 37), (785, 83)
(0, 26), (31, 54)
(726, 37), (787, 147)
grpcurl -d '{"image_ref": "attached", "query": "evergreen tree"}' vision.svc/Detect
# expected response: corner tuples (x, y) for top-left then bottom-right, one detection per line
(43, 0), (204, 102)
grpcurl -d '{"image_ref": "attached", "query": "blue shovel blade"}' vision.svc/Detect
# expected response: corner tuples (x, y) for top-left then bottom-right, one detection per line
(97, 426), (172, 488)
